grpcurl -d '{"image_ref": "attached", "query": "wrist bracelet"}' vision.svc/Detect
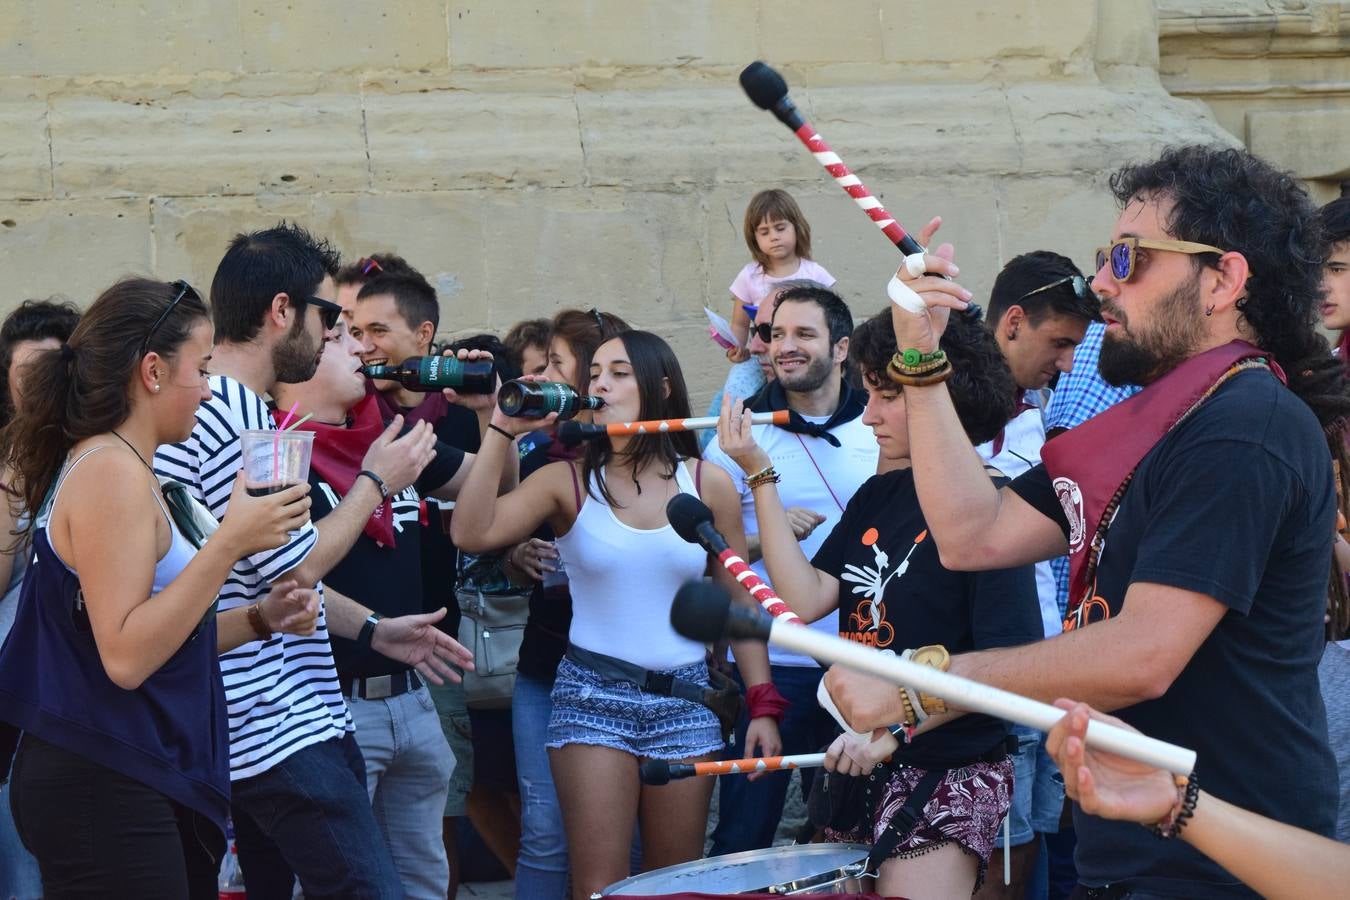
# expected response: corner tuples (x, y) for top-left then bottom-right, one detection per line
(357, 612), (384, 651)
(357, 469), (389, 500)
(886, 362), (953, 387)
(897, 348), (945, 367)
(246, 603), (272, 641)
(746, 465), (780, 490)
(746, 682), (790, 723)
(1152, 771), (1200, 839)
(487, 423), (514, 442)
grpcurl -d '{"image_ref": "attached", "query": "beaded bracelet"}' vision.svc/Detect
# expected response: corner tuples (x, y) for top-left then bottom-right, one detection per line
(897, 348), (945, 367)
(746, 465), (781, 490)
(1152, 771), (1200, 839)
(887, 362), (953, 387)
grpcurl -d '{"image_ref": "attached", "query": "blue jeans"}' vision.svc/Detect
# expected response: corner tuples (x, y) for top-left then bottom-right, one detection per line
(351, 686), (455, 900)
(512, 671), (568, 900)
(710, 664), (837, 855)
(231, 733), (403, 900)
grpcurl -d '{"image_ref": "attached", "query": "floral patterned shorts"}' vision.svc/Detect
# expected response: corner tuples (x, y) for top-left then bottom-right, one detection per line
(826, 757), (1014, 889)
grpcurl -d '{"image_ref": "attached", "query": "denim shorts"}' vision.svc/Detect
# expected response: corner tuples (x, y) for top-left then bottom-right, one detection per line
(546, 656), (724, 760)
(1007, 725), (1065, 844)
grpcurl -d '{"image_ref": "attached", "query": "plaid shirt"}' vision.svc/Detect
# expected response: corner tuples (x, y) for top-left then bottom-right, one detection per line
(1044, 321), (1141, 615)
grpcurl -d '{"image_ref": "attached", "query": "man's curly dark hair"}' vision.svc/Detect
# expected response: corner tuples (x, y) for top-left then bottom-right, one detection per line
(850, 304), (1016, 446)
(1109, 145), (1350, 431)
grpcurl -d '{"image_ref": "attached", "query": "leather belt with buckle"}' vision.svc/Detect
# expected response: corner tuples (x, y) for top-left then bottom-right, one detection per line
(345, 670), (421, 700)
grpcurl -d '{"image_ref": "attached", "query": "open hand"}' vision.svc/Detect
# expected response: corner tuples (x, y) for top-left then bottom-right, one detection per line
(361, 415), (436, 495)
(889, 216), (969, 357)
(370, 607), (475, 685)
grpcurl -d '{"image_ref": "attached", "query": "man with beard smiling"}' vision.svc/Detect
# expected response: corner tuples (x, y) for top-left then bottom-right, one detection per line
(704, 284), (879, 855)
(826, 147), (1350, 898)
(155, 223), (465, 900)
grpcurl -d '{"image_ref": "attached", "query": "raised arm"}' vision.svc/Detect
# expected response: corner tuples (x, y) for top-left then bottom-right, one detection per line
(888, 222), (1067, 570)
(715, 395), (840, 623)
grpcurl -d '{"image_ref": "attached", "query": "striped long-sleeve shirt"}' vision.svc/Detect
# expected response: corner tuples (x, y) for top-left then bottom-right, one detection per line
(154, 375), (350, 781)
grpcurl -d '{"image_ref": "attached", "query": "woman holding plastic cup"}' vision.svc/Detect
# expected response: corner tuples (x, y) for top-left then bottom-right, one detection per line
(0, 278), (320, 898)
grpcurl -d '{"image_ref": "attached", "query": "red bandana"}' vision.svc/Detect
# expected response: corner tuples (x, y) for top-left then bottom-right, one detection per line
(1040, 340), (1284, 627)
(272, 395), (398, 548)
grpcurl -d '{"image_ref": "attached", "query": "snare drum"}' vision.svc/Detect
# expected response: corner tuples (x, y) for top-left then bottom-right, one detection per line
(595, 843), (872, 896)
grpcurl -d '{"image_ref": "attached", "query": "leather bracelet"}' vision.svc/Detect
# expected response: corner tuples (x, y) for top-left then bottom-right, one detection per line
(886, 362), (953, 387)
(746, 464), (780, 490)
(357, 612), (384, 651)
(246, 603), (272, 641)
(357, 469), (389, 500)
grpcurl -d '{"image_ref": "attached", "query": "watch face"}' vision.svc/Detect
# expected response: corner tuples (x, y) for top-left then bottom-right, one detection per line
(911, 645), (950, 671)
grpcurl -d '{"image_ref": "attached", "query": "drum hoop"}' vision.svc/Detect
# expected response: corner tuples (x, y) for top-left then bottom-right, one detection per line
(772, 859), (871, 895)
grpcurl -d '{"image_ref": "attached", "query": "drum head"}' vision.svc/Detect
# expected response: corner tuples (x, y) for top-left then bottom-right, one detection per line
(599, 843), (871, 896)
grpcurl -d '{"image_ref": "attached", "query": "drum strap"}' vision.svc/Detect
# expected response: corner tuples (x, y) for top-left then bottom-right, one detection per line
(865, 768), (945, 875)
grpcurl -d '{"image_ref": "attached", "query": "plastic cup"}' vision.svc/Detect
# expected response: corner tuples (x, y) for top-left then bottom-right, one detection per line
(240, 429), (314, 497)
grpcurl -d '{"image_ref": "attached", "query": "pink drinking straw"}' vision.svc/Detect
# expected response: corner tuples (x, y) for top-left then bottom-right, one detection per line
(274, 402), (300, 481)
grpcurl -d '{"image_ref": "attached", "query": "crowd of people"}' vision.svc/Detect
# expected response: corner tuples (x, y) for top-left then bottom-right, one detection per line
(0, 142), (1347, 900)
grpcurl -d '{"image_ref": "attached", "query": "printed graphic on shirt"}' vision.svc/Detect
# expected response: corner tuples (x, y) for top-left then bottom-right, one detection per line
(840, 526), (927, 648)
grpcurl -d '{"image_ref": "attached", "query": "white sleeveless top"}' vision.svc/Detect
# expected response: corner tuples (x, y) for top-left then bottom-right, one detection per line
(556, 461), (709, 671)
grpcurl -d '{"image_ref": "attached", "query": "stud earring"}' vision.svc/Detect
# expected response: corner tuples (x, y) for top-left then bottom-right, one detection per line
(1204, 305), (1214, 317)
(153, 384), (161, 392)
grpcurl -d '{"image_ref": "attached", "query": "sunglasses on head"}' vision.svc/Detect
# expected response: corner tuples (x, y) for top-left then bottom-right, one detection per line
(140, 280), (201, 358)
(1094, 237), (1229, 283)
(356, 257), (383, 276)
(1017, 274), (1093, 304)
(298, 295), (344, 331)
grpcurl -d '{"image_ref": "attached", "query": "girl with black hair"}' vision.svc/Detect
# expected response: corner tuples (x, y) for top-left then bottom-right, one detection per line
(718, 307), (1043, 899)
(0, 277), (318, 898)
(452, 329), (777, 899)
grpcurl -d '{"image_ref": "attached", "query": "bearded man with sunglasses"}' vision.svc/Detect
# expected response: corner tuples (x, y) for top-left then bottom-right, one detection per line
(826, 146), (1348, 898)
(155, 223), (467, 900)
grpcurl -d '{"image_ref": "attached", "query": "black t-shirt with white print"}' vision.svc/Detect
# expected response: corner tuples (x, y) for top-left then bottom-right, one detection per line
(812, 467), (1043, 769)
(1010, 369), (1337, 896)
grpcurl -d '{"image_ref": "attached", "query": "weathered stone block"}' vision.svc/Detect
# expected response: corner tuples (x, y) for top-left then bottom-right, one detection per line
(0, 102), (51, 199)
(365, 90), (584, 190)
(759, 0), (886, 64)
(50, 95), (368, 198)
(0, 199), (151, 304)
(1248, 107), (1350, 182)
(0, 1), (243, 77)
(879, 0), (1095, 63)
(151, 195), (317, 293)
(447, 1), (758, 68)
(240, 1), (449, 73)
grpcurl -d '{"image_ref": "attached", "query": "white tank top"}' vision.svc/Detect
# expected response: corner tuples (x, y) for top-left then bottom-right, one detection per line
(557, 460), (709, 671)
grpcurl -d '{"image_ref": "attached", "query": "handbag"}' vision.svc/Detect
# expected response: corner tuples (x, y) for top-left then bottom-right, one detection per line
(454, 550), (531, 710)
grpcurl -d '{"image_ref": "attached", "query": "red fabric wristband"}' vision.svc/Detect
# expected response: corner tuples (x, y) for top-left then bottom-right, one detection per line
(746, 682), (790, 723)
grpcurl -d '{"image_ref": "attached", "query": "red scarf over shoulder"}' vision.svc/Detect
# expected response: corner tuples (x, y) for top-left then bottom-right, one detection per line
(1040, 340), (1284, 629)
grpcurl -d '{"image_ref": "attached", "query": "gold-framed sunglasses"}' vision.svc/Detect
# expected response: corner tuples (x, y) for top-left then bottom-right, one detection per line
(1094, 237), (1229, 283)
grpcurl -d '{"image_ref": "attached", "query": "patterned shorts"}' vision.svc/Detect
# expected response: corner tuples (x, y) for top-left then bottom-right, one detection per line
(826, 757), (1014, 889)
(546, 656), (725, 760)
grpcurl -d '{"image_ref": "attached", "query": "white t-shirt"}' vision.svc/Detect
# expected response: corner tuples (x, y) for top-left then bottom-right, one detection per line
(976, 393), (1063, 639)
(729, 259), (836, 311)
(154, 375), (350, 781)
(704, 411), (878, 668)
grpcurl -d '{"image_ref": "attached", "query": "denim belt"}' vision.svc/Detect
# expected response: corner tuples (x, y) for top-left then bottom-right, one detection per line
(344, 669), (421, 700)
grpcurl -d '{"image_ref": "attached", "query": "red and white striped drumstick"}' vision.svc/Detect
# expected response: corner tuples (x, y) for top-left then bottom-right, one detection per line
(740, 61), (926, 258)
(716, 548), (803, 627)
(640, 753), (825, 785)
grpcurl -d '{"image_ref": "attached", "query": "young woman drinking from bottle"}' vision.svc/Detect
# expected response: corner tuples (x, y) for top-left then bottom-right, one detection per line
(453, 329), (779, 899)
(0, 277), (319, 899)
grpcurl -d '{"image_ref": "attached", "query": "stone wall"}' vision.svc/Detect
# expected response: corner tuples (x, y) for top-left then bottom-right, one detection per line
(0, 1), (1236, 401)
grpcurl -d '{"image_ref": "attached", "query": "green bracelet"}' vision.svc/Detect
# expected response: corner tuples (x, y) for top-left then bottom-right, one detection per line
(899, 348), (945, 367)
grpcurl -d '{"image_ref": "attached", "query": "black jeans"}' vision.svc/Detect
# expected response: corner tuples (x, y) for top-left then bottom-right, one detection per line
(9, 734), (224, 899)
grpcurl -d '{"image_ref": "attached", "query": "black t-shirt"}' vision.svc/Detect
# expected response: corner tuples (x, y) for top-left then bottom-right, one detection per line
(320, 436), (464, 681)
(812, 468), (1042, 769)
(1011, 369), (1337, 895)
(414, 402), (480, 639)
(514, 431), (575, 683)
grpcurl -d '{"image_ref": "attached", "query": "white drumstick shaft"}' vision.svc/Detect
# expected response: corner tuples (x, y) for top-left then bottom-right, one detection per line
(769, 622), (1196, 775)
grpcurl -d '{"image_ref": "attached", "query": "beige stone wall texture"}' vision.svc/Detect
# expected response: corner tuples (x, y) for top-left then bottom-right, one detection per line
(2, 0), (1337, 402)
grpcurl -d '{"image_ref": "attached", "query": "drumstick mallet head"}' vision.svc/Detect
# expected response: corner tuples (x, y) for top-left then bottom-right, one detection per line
(739, 61), (804, 130)
(556, 420), (599, 447)
(670, 579), (772, 644)
(666, 494), (729, 555)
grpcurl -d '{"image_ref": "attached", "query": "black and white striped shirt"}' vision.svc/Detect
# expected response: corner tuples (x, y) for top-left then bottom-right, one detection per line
(154, 375), (351, 781)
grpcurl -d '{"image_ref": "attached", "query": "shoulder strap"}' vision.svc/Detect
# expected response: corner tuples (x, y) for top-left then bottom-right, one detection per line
(567, 461), (583, 514)
(865, 767), (945, 875)
(695, 458), (703, 497)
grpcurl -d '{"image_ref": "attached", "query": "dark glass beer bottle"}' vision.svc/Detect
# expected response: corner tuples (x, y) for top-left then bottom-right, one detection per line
(497, 380), (604, 420)
(362, 356), (495, 393)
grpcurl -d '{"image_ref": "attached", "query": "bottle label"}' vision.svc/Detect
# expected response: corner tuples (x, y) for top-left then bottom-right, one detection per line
(420, 356), (464, 387)
(540, 382), (575, 416)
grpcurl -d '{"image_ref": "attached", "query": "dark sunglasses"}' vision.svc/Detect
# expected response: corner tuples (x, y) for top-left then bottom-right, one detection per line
(298, 295), (344, 331)
(752, 322), (774, 344)
(1017, 274), (1092, 304)
(140, 280), (200, 357)
(1094, 237), (1228, 283)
